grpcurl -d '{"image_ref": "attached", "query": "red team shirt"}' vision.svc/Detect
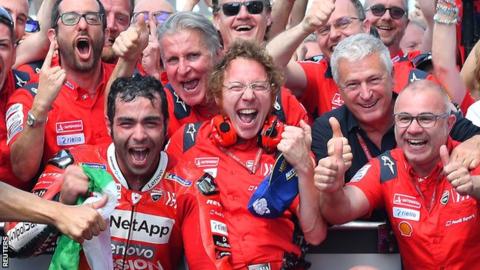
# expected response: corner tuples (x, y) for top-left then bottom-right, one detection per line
(348, 139), (480, 269)
(5, 57), (114, 166)
(167, 122), (302, 269)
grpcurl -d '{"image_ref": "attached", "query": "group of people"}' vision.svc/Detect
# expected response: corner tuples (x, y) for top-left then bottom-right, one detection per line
(0, 0), (479, 269)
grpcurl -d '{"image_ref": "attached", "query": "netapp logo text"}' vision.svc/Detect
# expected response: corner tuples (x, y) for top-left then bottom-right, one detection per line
(110, 210), (175, 244)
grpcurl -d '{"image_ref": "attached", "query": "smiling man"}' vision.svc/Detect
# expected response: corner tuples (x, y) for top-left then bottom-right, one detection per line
(6, 0), (115, 185)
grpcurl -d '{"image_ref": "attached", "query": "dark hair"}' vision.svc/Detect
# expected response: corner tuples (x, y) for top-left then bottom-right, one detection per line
(107, 75), (169, 135)
(51, 0), (107, 30)
(351, 0), (366, 20)
(208, 40), (283, 108)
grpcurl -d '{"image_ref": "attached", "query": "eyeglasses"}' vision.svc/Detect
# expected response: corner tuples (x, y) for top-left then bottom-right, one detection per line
(394, 112), (450, 128)
(25, 17), (40, 33)
(0, 6), (13, 30)
(220, 1), (265, 16)
(132, 11), (172, 25)
(317, 16), (360, 37)
(366, 4), (406, 20)
(58, 12), (103, 26)
(224, 81), (271, 93)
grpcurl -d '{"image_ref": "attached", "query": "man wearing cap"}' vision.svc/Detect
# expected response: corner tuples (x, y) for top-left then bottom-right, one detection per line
(6, 0), (115, 186)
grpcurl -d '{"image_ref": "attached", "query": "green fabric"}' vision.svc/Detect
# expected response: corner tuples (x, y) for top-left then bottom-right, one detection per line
(49, 165), (114, 270)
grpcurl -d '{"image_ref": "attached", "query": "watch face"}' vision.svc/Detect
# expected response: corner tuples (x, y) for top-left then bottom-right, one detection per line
(27, 112), (35, 126)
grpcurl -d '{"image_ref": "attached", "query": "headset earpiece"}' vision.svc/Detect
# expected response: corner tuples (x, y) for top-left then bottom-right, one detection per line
(211, 115), (237, 147)
(258, 115), (284, 153)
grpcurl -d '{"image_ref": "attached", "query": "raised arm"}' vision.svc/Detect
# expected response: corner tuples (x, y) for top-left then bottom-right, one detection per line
(277, 120), (326, 245)
(461, 40), (480, 98)
(431, 0), (466, 105)
(10, 41), (65, 182)
(14, 0), (55, 67)
(266, 0), (334, 95)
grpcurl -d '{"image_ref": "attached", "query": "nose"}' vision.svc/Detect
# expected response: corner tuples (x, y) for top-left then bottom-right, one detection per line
(241, 86), (255, 100)
(329, 26), (342, 40)
(406, 118), (423, 134)
(380, 8), (393, 20)
(132, 124), (148, 142)
(358, 82), (372, 99)
(236, 5), (250, 18)
(177, 58), (191, 76)
(77, 16), (88, 30)
(106, 13), (117, 32)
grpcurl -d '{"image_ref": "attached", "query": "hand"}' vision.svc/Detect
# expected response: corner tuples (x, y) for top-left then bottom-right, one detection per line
(301, 0), (335, 34)
(441, 145), (475, 196)
(450, 135), (480, 169)
(141, 18), (162, 79)
(59, 165), (90, 205)
(113, 13), (149, 62)
(54, 196), (108, 243)
(277, 120), (314, 174)
(314, 138), (345, 192)
(327, 117), (352, 171)
(33, 40), (66, 115)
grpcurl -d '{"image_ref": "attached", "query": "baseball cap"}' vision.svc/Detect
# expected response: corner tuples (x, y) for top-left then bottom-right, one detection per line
(0, 6), (13, 33)
(248, 154), (299, 218)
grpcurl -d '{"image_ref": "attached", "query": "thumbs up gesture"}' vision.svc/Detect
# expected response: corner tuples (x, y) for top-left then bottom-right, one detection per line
(440, 145), (477, 196)
(327, 117), (352, 171)
(112, 13), (149, 62)
(314, 136), (346, 193)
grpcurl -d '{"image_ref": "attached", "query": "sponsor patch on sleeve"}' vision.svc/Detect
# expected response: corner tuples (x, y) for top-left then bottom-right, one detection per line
(350, 164), (371, 182)
(6, 103), (24, 144)
(165, 172), (192, 186)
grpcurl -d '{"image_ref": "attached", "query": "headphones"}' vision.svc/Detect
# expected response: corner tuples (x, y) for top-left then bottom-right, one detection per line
(210, 114), (284, 153)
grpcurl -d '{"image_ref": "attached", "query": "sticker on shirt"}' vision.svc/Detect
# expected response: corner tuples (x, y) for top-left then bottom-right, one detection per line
(56, 120), (83, 134)
(393, 193), (421, 209)
(211, 220), (228, 236)
(165, 172), (192, 187)
(392, 207), (420, 221)
(5, 103), (22, 120)
(56, 133), (85, 146)
(398, 221), (413, 237)
(331, 93), (344, 107)
(351, 164), (372, 182)
(195, 157), (219, 168)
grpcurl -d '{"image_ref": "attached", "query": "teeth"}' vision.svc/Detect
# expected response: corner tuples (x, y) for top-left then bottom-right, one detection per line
(407, 139), (426, 145)
(131, 149), (148, 161)
(377, 25), (392, 30)
(182, 80), (199, 91)
(235, 25), (252, 31)
(238, 109), (256, 114)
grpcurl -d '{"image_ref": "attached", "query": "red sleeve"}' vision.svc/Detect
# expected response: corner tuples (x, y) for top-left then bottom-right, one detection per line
(5, 88), (34, 146)
(165, 125), (186, 167)
(280, 88), (309, 125)
(346, 159), (384, 215)
(298, 61), (322, 116)
(460, 90), (475, 114)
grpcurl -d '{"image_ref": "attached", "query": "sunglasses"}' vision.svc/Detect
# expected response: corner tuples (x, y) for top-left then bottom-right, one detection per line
(132, 11), (172, 25)
(367, 4), (406, 20)
(25, 17), (40, 33)
(0, 6), (13, 30)
(220, 1), (265, 16)
(58, 12), (103, 26)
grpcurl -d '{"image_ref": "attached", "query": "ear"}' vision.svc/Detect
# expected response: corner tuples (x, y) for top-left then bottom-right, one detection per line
(47, 29), (57, 47)
(362, 18), (372, 34)
(447, 112), (456, 133)
(213, 13), (221, 30)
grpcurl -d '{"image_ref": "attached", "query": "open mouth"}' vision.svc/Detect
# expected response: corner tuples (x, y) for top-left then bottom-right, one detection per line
(406, 139), (427, 147)
(129, 148), (149, 165)
(359, 99), (378, 109)
(182, 79), (199, 92)
(237, 108), (258, 124)
(376, 24), (393, 32)
(235, 25), (253, 32)
(76, 37), (92, 60)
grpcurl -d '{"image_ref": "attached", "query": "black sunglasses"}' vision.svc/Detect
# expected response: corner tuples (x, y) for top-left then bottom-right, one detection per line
(0, 6), (14, 30)
(367, 4), (406, 20)
(221, 1), (265, 16)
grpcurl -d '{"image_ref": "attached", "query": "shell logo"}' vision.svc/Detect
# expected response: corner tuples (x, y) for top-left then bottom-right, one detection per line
(398, 221), (413, 237)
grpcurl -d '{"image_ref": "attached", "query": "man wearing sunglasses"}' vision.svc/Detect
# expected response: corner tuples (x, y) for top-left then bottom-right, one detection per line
(6, 0), (115, 185)
(212, 0), (272, 49)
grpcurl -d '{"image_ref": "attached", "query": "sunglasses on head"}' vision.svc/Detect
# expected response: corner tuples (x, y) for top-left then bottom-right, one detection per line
(221, 1), (265, 16)
(367, 4), (406, 20)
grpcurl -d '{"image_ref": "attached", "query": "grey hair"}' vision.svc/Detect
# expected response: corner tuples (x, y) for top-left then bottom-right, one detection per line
(364, 0), (409, 15)
(157, 11), (222, 58)
(330, 33), (392, 84)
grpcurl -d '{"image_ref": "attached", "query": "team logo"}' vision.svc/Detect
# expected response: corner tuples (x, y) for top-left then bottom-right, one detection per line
(393, 207), (420, 221)
(331, 93), (344, 107)
(440, 190), (449, 205)
(398, 221), (413, 237)
(351, 164), (371, 182)
(56, 120), (84, 134)
(131, 193), (142, 205)
(150, 190), (163, 202)
(195, 157), (219, 168)
(393, 194), (421, 209)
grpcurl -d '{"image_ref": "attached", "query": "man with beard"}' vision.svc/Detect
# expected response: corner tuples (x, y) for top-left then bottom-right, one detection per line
(6, 0), (115, 185)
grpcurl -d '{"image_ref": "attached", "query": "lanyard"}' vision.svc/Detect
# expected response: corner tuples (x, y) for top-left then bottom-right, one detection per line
(356, 133), (373, 161)
(219, 146), (263, 175)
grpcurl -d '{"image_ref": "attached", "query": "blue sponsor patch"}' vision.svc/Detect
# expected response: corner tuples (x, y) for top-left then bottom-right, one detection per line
(81, 162), (107, 170)
(165, 172), (192, 186)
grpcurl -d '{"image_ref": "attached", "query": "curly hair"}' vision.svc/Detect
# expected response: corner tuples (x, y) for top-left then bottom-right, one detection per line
(208, 40), (283, 110)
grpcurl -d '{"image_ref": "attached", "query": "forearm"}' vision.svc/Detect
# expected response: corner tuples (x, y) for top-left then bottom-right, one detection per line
(104, 58), (137, 110)
(461, 40), (480, 94)
(267, 0), (296, 40)
(297, 164), (327, 245)
(319, 187), (359, 225)
(432, 22), (466, 104)
(266, 23), (312, 68)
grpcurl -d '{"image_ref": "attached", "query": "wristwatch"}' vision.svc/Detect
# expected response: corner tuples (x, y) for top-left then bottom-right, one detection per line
(26, 110), (45, 128)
